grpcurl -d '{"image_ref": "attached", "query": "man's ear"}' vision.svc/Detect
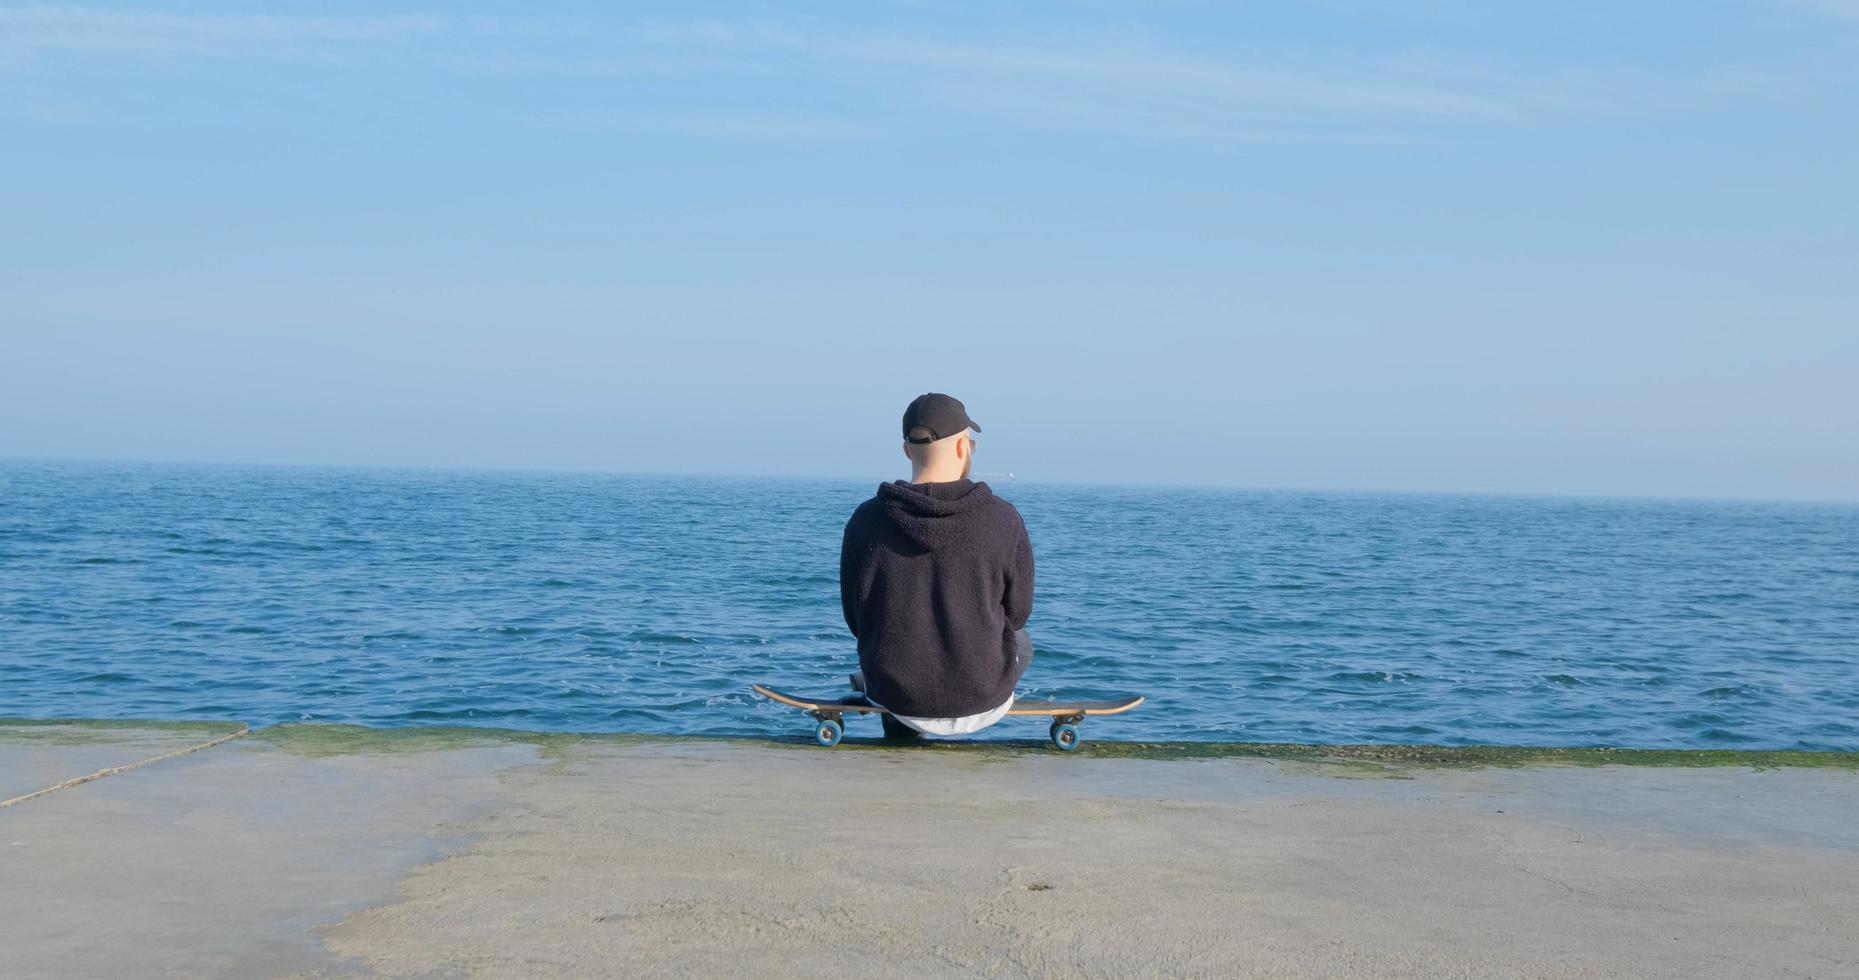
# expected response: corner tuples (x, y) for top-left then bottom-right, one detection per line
(902, 441), (911, 460)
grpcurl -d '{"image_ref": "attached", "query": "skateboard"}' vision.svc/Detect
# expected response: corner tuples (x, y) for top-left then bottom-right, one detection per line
(751, 683), (1143, 750)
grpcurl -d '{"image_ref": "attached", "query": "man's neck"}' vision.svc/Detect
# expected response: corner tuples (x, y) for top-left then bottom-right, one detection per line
(909, 468), (966, 485)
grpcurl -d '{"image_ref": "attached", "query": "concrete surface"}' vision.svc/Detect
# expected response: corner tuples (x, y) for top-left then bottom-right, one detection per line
(3, 726), (1856, 979)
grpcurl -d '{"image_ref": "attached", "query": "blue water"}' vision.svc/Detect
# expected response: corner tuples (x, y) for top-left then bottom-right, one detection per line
(2, 460), (1855, 749)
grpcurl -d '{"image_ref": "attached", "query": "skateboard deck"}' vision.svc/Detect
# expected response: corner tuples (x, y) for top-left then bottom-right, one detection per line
(751, 684), (1142, 750)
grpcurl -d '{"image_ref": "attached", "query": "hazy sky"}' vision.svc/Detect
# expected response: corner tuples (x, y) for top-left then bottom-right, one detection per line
(3, 1), (1855, 501)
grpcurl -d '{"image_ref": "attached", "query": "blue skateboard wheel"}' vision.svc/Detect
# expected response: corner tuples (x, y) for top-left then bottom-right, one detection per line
(1049, 721), (1080, 751)
(815, 718), (844, 747)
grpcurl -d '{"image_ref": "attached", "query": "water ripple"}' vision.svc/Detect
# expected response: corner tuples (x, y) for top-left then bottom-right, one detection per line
(0, 461), (1856, 747)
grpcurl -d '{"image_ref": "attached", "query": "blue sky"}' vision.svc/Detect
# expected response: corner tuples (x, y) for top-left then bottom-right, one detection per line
(3, 1), (1855, 501)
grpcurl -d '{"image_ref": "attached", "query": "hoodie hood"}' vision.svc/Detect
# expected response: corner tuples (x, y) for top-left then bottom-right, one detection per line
(876, 479), (997, 552)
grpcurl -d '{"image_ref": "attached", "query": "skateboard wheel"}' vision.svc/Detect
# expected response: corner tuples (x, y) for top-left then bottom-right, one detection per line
(815, 718), (844, 747)
(1049, 721), (1080, 751)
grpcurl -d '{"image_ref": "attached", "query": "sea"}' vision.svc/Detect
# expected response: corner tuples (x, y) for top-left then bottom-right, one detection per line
(2, 460), (1855, 749)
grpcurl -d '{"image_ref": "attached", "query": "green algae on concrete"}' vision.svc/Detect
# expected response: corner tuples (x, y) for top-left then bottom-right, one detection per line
(261, 725), (1859, 772)
(12, 720), (1858, 771)
(785, 735), (1858, 770)
(738, 733), (1859, 771)
(251, 722), (662, 758)
(0, 717), (247, 746)
(1059, 740), (1859, 771)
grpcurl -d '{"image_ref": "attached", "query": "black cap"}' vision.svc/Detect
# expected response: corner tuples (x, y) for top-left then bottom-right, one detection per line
(902, 393), (981, 444)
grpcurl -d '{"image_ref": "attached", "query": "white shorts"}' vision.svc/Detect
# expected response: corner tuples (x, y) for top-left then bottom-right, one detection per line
(868, 693), (1014, 736)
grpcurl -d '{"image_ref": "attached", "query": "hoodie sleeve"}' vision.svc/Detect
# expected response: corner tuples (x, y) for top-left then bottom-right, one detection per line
(1003, 515), (1034, 631)
(839, 516), (860, 639)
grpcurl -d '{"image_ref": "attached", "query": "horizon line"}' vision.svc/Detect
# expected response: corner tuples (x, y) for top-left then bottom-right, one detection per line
(4, 453), (1855, 509)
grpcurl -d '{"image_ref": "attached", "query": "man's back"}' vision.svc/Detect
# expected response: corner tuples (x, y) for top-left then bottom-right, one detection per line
(839, 478), (1034, 718)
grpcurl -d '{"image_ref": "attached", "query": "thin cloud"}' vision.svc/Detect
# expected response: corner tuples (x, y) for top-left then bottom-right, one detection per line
(549, 108), (873, 140)
(837, 38), (1519, 121)
(0, 6), (442, 56)
(1789, 0), (1859, 20)
(634, 21), (1686, 135)
(0, 7), (1818, 142)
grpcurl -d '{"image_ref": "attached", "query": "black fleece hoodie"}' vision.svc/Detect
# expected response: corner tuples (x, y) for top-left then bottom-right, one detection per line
(839, 479), (1034, 717)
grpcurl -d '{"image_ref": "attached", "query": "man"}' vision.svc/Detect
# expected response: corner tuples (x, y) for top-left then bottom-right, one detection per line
(839, 392), (1035, 739)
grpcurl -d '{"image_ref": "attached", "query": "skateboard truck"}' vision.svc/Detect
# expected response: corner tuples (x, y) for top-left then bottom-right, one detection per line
(808, 708), (846, 748)
(1048, 713), (1084, 751)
